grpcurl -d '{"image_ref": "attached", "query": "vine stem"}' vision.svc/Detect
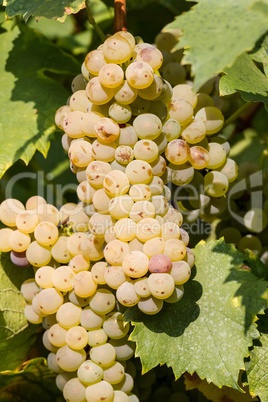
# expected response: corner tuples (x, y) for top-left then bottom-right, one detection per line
(85, 0), (106, 42)
(114, 0), (127, 32)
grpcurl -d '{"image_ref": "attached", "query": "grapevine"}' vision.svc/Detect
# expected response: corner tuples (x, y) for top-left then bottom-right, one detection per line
(0, 1), (268, 402)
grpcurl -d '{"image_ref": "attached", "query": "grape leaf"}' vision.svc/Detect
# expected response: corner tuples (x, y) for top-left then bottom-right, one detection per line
(0, 358), (63, 401)
(0, 252), (34, 341)
(0, 21), (80, 178)
(184, 372), (254, 402)
(164, 0), (268, 90)
(125, 239), (268, 390)
(3, 0), (85, 21)
(246, 333), (268, 401)
(219, 52), (268, 109)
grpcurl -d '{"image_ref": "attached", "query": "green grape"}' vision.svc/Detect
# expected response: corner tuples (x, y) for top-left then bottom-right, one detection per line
(56, 302), (82, 329)
(109, 336), (135, 361)
(138, 74), (163, 100)
(134, 139), (159, 163)
(15, 210), (39, 234)
(108, 101), (132, 124)
(0, 228), (13, 252)
(126, 61), (154, 89)
(98, 63), (124, 88)
(24, 304), (43, 324)
(36, 288), (64, 315)
(80, 308), (105, 330)
(113, 373), (134, 394)
(69, 89), (91, 112)
(88, 328), (108, 347)
(165, 139), (190, 165)
(35, 265), (55, 289)
(218, 226), (242, 244)
(65, 326), (88, 350)
(168, 99), (193, 126)
(114, 80), (138, 105)
(207, 142), (227, 169)
(170, 261), (191, 285)
(169, 162), (194, 186)
(161, 61), (186, 86)
(62, 377), (86, 402)
(113, 390), (130, 402)
(90, 343), (116, 368)
(51, 236), (72, 264)
(243, 208), (268, 233)
(0, 198), (25, 227)
(55, 105), (72, 130)
(104, 265), (128, 290)
(84, 48), (107, 75)
(138, 295), (164, 314)
(148, 273), (175, 299)
(56, 372), (77, 392)
(103, 33), (132, 64)
(194, 106), (224, 134)
(73, 271), (98, 298)
(56, 345), (86, 372)
(204, 171), (229, 197)
(238, 234), (262, 255)
(34, 221), (59, 246)
(116, 281), (140, 307)
(20, 278), (40, 303)
(48, 323), (67, 347)
(26, 240), (52, 267)
(181, 120), (206, 144)
(86, 77), (114, 105)
(68, 139), (94, 167)
(133, 113), (162, 140)
(89, 288), (116, 315)
(77, 360), (104, 386)
(189, 146), (210, 170)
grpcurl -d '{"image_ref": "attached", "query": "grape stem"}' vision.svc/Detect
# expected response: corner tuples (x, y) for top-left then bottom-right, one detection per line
(114, 0), (127, 32)
(85, 0), (106, 42)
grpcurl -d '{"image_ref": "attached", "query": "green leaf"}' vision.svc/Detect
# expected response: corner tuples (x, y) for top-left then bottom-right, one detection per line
(0, 358), (63, 401)
(246, 333), (268, 400)
(125, 239), (268, 390)
(219, 52), (268, 108)
(0, 325), (41, 371)
(0, 253), (34, 341)
(164, 0), (268, 90)
(3, 0), (85, 21)
(0, 22), (80, 178)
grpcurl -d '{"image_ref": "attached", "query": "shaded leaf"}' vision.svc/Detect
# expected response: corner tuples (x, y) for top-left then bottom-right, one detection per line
(246, 333), (268, 401)
(0, 253), (34, 341)
(0, 21), (80, 177)
(164, 0), (268, 90)
(219, 52), (268, 109)
(184, 372), (256, 402)
(0, 358), (63, 402)
(126, 239), (268, 390)
(3, 0), (85, 21)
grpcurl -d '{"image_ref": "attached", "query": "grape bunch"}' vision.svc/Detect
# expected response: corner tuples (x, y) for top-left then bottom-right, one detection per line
(0, 28), (238, 402)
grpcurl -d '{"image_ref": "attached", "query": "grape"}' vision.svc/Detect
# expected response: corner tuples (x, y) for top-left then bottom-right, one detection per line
(116, 281), (140, 307)
(114, 80), (138, 105)
(135, 217), (161, 242)
(51, 236), (72, 264)
(98, 63), (124, 88)
(86, 77), (114, 105)
(130, 96), (150, 116)
(77, 360), (104, 385)
(35, 265), (55, 288)
(113, 373), (134, 394)
(48, 323), (67, 347)
(134, 277), (151, 298)
(42, 329), (59, 352)
(169, 162), (194, 186)
(80, 308), (105, 330)
(164, 238), (187, 261)
(109, 337), (135, 362)
(136, 44), (163, 70)
(129, 184), (151, 201)
(52, 265), (75, 292)
(81, 234), (104, 261)
(24, 304), (43, 324)
(181, 120), (206, 144)
(207, 142), (227, 169)
(170, 261), (191, 284)
(168, 99), (193, 126)
(55, 105), (72, 130)
(56, 302), (82, 329)
(34, 221), (59, 246)
(68, 139), (93, 167)
(154, 133), (168, 155)
(204, 171), (229, 197)
(165, 284), (184, 303)
(108, 102), (132, 124)
(238, 234), (263, 255)
(10, 250), (29, 267)
(65, 326), (88, 350)
(36, 288), (64, 315)
(129, 200), (156, 223)
(243, 208), (267, 233)
(133, 113), (162, 140)
(0, 228), (13, 252)
(85, 380), (114, 402)
(86, 161), (112, 189)
(80, 111), (102, 137)
(103, 33), (132, 64)
(138, 74), (163, 100)
(36, 203), (60, 225)
(216, 158), (238, 182)
(115, 145), (134, 165)
(103, 265), (128, 290)
(122, 250), (149, 278)
(103, 170), (130, 197)
(143, 237), (165, 258)
(56, 345), (87, 372)
(26, 240), (52, 267)
(151, 195), (169, 216)
(47, 353), (63, 373)
(189, 145), (210, 170)
(16, 210), (39, 233)
(125, 61), (154, 89)
(113, 390), (130, 402)
(89, 288), (116, 314)
(103, 239), (130, 265)
(103, 361), (125, 385)
(73, 271), (98, 298)
(84, 49), (107, 75)
(103, 312), (130, 340)
(165, 139), (190, 165)
(148, 254), (172, 273)
(0, 198), (25, 227)
(162, 118), (181, 142)
(89, 343), (116, 368)
(89, 212), (114, 237)
(20, 278), (40, 303)
(133, 139), (159, 163)
(87, 328), (108, 347)
(69, 89), (91, 112)
(91, 261), (108, 285)
(194, 106), (224, 134)
(148, 273), (175, 299)
(94, 117), (120, 143)
(114, 218), (137, 242)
